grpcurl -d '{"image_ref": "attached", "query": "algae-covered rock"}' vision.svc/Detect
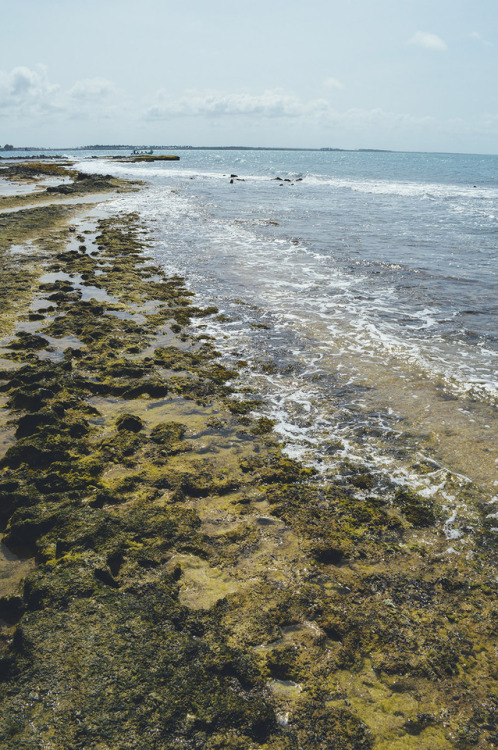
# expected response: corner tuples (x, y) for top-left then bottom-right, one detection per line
(0, 585), (277, 749)
(394, 486), (436, 526)
(116, 413), (144, 433)
(292, 702), (374, 749)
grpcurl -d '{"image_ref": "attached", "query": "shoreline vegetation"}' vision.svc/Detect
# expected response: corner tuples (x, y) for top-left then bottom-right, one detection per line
(0, 161), (496, 749)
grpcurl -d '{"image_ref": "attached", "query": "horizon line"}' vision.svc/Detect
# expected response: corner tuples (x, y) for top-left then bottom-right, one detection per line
(1, 145), (497, 158)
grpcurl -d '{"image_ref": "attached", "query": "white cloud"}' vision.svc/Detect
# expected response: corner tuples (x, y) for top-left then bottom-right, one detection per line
(0, 65), (60, 113)
(145, 89), (330, 120)
(469, 31), (493, 47)
(408, 32), (448, 52)
(143, 88), (486, 143)
(0, 66), (127, 123)
(69, 77), (118, 101)
(323, 77), (344, 91)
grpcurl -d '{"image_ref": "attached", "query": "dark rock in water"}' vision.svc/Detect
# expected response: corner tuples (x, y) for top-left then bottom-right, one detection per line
(76, 171), (113, 181)
(150, 421), (186, 444)
(404, 714), (437, 735)
(394, 487), (436, 527)
(93, 566), (119, 588)
(1, 441), (69, 470)
(15, 412), (58, 438)
(8, 387), (58, 412)
(350, 472), (375, 490)
(8, 332), (50, 351)
(116, 414), (144, 433)
(0, 595), (24, 624)
(46, 184), (75, 194)
(308, 541), (344, 565)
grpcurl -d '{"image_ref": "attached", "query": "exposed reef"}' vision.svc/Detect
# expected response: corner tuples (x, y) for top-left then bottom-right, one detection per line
(0, 166), (496, 749)
(114, 155), (181, 163)
(0, 160), (135, 212)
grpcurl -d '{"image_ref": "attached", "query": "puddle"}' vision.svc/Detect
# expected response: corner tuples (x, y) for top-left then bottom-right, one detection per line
(39, 271), (75, 285)
(268, 679), (303, 700)
(7, 241), (37, 256)
(0, 540), (35, 599)
(87, 395), (224, 437)
(327, 659), (454, 749)
(38, 271), (119, 305)
(0, 357), (21, 372)
(105, 310), (147, 323)
(167, 553), (239, 609)
(0, 194), (113, 216)
(14, 320), (46, 335)
(37, 334), (84, 360)
(0, 397), (15, 459)
(0, 181), (38, 197)
(0, 175), (72, 196)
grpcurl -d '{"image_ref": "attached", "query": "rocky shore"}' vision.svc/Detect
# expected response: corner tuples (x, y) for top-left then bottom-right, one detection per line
(0, 162), (496, 749)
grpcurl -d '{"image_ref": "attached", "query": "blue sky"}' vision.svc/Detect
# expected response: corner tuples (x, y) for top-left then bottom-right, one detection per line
(1, 0), (497, 152)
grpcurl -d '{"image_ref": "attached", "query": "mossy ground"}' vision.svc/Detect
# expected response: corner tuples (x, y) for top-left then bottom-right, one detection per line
(0, 167), (496, 749)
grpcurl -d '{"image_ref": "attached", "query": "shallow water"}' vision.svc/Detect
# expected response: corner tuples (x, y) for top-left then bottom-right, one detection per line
(72, 150), (497, 540)
(0, 540), (35, 600)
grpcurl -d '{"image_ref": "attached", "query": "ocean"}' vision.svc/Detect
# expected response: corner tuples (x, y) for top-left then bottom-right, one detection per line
(68, 148), (497, 541)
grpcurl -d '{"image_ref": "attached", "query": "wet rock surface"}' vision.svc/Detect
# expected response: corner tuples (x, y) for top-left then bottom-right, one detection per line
(0, 172), (496, 749)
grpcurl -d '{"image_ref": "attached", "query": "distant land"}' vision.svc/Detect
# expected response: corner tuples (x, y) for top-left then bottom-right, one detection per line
(0, 144), (393, 153)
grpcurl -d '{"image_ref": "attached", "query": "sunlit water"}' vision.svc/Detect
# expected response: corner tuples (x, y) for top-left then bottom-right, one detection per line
(68, 149), (498, 539)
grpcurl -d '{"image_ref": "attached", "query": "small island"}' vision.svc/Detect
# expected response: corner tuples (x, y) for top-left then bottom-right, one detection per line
(113, 154), (180, 163)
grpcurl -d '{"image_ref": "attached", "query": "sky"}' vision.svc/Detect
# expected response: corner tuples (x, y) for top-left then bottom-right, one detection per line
(1, 0), (497, 153)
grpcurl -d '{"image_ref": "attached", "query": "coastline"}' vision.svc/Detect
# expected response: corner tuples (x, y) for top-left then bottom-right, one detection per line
(0, 162), (496, 749)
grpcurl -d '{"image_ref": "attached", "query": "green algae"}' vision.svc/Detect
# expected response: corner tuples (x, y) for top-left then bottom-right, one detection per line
(0, 192), (496, 749)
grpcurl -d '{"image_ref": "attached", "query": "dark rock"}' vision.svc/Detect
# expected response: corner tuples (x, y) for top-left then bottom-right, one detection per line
(1, 442), (69, 470)
(46, 185), (75, 194)
(150, 421), (186, 444)
(15, 412), (58, 438)
(115, 414), (144, 433)
(8, 332), (50, 351)
(309, 542), (344, 565)
(394, 487), (436, 527)
(0, 595), (25, 624)
(404, 714), (436, 735)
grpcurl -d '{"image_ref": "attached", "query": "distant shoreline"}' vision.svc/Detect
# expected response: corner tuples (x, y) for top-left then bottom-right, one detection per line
(1, 145), (392, 154)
